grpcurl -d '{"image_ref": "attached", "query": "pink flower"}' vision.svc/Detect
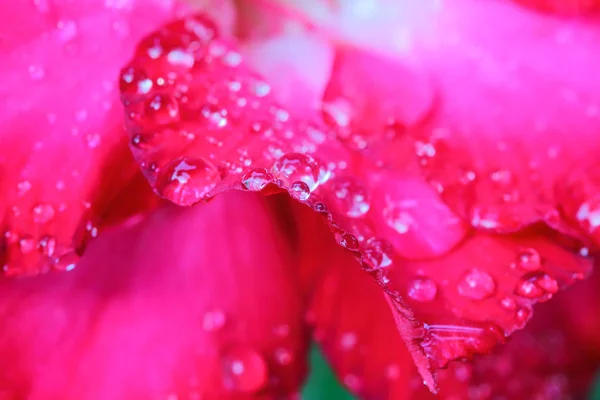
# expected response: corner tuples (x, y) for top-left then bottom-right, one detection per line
(1, 0), (599, 398)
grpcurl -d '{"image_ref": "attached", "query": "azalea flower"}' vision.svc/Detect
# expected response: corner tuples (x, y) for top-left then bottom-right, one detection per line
(2, 0), (600, 398)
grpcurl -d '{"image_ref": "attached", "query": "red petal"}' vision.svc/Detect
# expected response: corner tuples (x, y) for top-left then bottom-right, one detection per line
(514, 0), (600, 14)
(0, 0), (179, 276)
(0, 192), (307, 399)
(119, 13), (594, 390)
(302, 213), (599, 399)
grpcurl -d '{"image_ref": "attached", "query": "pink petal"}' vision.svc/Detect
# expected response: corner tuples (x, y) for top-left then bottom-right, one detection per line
(0, 192), (308, 399)
(118, 13), (594, 391)
(0, 0), (179, 275)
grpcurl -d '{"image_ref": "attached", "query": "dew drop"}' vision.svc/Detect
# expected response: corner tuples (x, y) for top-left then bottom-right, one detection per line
(383, 203), (413, 235)
(144, 93), (180, 125)
(32, 203), (55, 224)
(38, 235), (56, 257)
(407, 278), (438, 302)
(19, 235), (36, 254)
(53, 251), (79, 272)
(499, 296), (516, 311)
(271, 153), (326, 191)
(202, 310), (226, 332)
(156, 157), (221, 206)
(331, 177), (370, 218)
(513, 248), (542, 271)
(457, 269), (496, 300)
(514, 272), (558, 300)
(334, 231), (359, 251)
(241, 168), (273, 191)
(289, 181), (311, 201)
(221, 347), (267, 393)
(120, 65), (153, 94)
(515, 306), (532, 324)
(274, 348), (293, 365)
(362, 238), (393, 270)
(16, 180), (32, 196)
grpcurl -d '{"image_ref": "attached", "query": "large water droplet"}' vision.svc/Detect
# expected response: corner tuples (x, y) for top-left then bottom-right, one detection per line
(289, 181), (311, 201)
(271, 153), (326, 191)
(407, 278), (438, 302)
(513, 248), (542, 271)
(241, 168), (273, 191)
(32, 203), (55, 224)
(156, 157), (221, 206)
(331, 177), (370, 218)
(221, 347), (267, 393)
(144, 93), (180, 125)
(514, 272), (558, 300)
(457, 269), (496, 300)
(334, 231), (359, 251)
(362, 238), (393, 270)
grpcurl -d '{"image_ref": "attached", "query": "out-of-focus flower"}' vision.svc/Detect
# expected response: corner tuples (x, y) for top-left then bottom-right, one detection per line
(1, 0), (599, 398)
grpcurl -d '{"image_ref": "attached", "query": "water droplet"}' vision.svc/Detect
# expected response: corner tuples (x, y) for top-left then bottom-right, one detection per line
(221, 347), (267, 393)
(156, 157), (221, 206)
(32, 203), (55, 224)
(334, 231), (359, 251)
(19, 235), (36, 254)
(362, 238), (393, 270)
(120, 65), (153, 94)
(144, 94), (180, 125)
(16, 180), (32, 196)
(383, 203), (413, 235)
(515, 306), (532, 324)
(331, 177), (370, 218)
(53, 251), (79, 272)
(499, 296), (516, 311)
(85, 133), (101, 149)
(514, 272), (558, 300)
(289, 181), (311, 201)
(274, 348), (293, 365)
(271, 153), (326, 191)
(340, 332), (357, 350)
(513, 248), (542, 271)
(457, 269), (496, 300)
(407, 278), (438, 302)
(241, 168), (273, 191)
(38, 235), (56, 257)
(421, 322), (505, 368)
(202, 310), (226, 332)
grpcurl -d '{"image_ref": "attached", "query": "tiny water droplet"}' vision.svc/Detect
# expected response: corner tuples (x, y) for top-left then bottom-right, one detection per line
(221, 347), (267, 393)
(334, 231), (359, 251)
(202, 310), (226, 332)
(38, 235), (56, 257)
(17, 180), (32, 196)
(120, 65), (153, 94)
(53, 251), (79, 272)
(383, 203), (413, 235)
(514, 272), (558, 300)
(513, 248), (542, 271)
(241, 168), (273, 191)
(515, 306), (532, 324)
(407, 278), (438, 302)
(32, 203), (55, 224)
(289, 181), (311, 201)
(331, 177), (370, 218)
(274, 348), (293, 365)
(457, 269), (496, 300)
(499, 296), (516, 311)
(19, 235), (36, 254)
(144, 94), (180, 125)
(156, 157), (221, 206)
(362, 238), (393, 270)
(271, 153), (326, 191)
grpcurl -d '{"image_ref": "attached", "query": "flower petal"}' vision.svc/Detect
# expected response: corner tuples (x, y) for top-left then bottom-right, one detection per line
(0, 0), (179, 276)
(301, 214), (600, 399)
(0, 192), (307, 399)
(119, 13), (594, 391)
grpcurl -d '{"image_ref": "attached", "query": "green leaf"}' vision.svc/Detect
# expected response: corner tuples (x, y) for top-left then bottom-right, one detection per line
(302, 346), (356, 400)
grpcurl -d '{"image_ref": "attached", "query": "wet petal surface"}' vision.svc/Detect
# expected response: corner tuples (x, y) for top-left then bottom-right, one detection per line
(0, 192), (308, 399)
(119, 11), (596, 391)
